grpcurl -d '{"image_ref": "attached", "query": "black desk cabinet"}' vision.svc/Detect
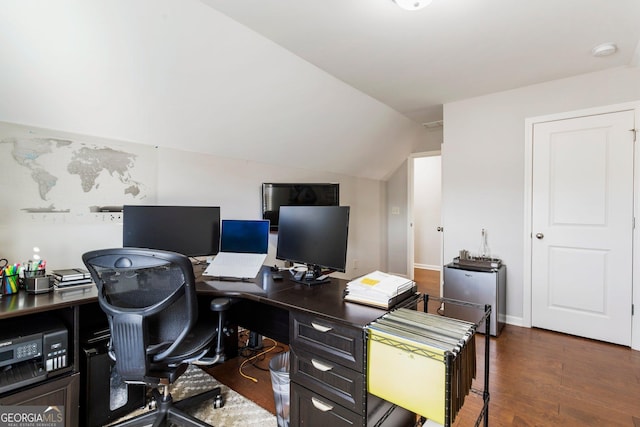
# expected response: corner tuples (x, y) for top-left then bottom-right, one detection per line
(0, 372), (80, 426)
(289, 310), (414, 427)
(198, 267), (419, 426)
(0, 288), (99, 427)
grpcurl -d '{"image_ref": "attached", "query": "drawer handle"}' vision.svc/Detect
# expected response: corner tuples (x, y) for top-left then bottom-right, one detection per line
(311, 322), (332, 333)
(311, 396), (334, 412)
(311, 358), (333, 372)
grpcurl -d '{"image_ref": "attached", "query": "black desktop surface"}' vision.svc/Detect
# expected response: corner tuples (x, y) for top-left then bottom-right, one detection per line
(194, 265), (392, 340)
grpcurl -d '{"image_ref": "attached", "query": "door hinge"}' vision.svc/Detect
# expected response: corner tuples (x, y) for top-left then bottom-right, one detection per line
(632, 304), (634, 316)
(631, 129), (637, 142)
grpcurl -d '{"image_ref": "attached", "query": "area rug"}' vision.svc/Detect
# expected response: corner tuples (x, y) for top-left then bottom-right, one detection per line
(111, 365), (277, 426)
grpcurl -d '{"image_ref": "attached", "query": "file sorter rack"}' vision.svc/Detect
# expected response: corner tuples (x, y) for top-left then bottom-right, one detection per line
(426, 294), (491, 427)
(365, 294), (491, 427)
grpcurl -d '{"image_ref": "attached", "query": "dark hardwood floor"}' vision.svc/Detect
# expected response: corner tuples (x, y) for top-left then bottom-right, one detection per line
(203, 329), (286, 415)
(203, 269), (640, 426)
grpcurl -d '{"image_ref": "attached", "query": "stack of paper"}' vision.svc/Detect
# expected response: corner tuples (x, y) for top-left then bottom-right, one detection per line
(344, 271), (415, 308)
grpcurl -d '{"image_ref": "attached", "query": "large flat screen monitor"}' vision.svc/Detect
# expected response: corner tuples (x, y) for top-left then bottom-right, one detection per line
(123, 205), (221, 257)
(262, 183), (339, 231)
(276, 205), (349, 285)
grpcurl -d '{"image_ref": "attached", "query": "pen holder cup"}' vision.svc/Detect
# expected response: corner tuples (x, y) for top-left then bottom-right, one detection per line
(23, 269), (46, 279)
(21, 269), (46, 291)
(24, 275), (52, 294)
(1, 274), (20, 296)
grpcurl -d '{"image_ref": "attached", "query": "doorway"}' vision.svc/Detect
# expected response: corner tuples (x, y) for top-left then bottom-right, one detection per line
(408, 152), (442, 296)
(524, 104), (637, 347)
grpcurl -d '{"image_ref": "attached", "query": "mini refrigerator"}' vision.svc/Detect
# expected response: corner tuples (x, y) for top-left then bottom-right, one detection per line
(443, 263), (506, 336)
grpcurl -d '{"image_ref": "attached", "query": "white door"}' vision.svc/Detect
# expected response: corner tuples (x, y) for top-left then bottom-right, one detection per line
(531, 110), (635, 346)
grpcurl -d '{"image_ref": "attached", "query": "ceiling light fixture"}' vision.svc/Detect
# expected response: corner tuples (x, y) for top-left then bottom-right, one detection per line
(392, 0), (433, 11)
(591, 42), (617, 57)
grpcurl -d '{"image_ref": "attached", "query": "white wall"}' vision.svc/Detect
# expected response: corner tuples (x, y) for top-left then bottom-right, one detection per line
(0, 130), (385, 277)
(386, 161), (408, 276)
(0, 0), (429, 280)
(386, 129), (443, 276)
(442, 66), (640, 329)
(413, 155), (442, 270)
(0, 0), (428, 182)
(156, 147), (385, 278)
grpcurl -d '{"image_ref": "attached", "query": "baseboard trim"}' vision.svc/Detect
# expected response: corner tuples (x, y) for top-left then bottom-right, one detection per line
(505, 315), (524, 328)
(414, 264), (441, 271)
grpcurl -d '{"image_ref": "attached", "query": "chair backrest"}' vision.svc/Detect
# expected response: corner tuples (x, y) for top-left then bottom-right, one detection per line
(82, 248), (198, 381)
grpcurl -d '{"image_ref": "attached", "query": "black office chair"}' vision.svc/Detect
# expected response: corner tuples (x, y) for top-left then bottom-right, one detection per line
(82, 247), (228, 427)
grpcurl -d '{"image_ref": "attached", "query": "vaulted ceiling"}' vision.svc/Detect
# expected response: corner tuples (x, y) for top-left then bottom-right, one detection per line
(203, 0), (640, 123)
(1, 0), (638, 180)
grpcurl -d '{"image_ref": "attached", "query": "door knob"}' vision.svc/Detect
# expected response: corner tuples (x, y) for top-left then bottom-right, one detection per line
(535, 233), (544, 239)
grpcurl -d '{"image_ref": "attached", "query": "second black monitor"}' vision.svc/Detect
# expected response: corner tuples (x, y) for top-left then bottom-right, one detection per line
(123, 205), (220, 257)
(276, 205), (349, 284)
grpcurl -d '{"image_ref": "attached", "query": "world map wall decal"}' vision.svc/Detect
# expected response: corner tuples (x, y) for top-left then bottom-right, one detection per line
(0, 122), (157, 217)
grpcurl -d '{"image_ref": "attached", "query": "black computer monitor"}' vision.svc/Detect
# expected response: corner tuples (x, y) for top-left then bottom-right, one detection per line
(123, 205), (221, 257)
(276, 205), (350, 285)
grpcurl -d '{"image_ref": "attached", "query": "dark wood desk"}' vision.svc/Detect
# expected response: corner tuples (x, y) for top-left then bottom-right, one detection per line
(196, 266), (416, 427)
(0, 286), (98, 427)
(0, 285), (97, 320)
(0, 266), (415, 427)
(195, 266), (395, 343)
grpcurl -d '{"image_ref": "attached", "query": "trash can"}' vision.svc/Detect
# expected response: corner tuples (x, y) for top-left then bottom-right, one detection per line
(269, 351), (290, 427)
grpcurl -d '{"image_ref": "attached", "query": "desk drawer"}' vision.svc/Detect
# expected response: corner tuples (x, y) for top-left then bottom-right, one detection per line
(291, 347), (364, 413)
(290, 312), (364, 372)
(291, 382), (363, 427)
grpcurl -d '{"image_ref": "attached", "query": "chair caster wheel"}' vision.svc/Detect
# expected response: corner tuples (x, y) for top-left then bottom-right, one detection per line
(213, 394), (224, 409)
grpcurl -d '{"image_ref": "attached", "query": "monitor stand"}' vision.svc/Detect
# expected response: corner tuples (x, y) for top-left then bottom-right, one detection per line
(290, 265), (331, 286)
